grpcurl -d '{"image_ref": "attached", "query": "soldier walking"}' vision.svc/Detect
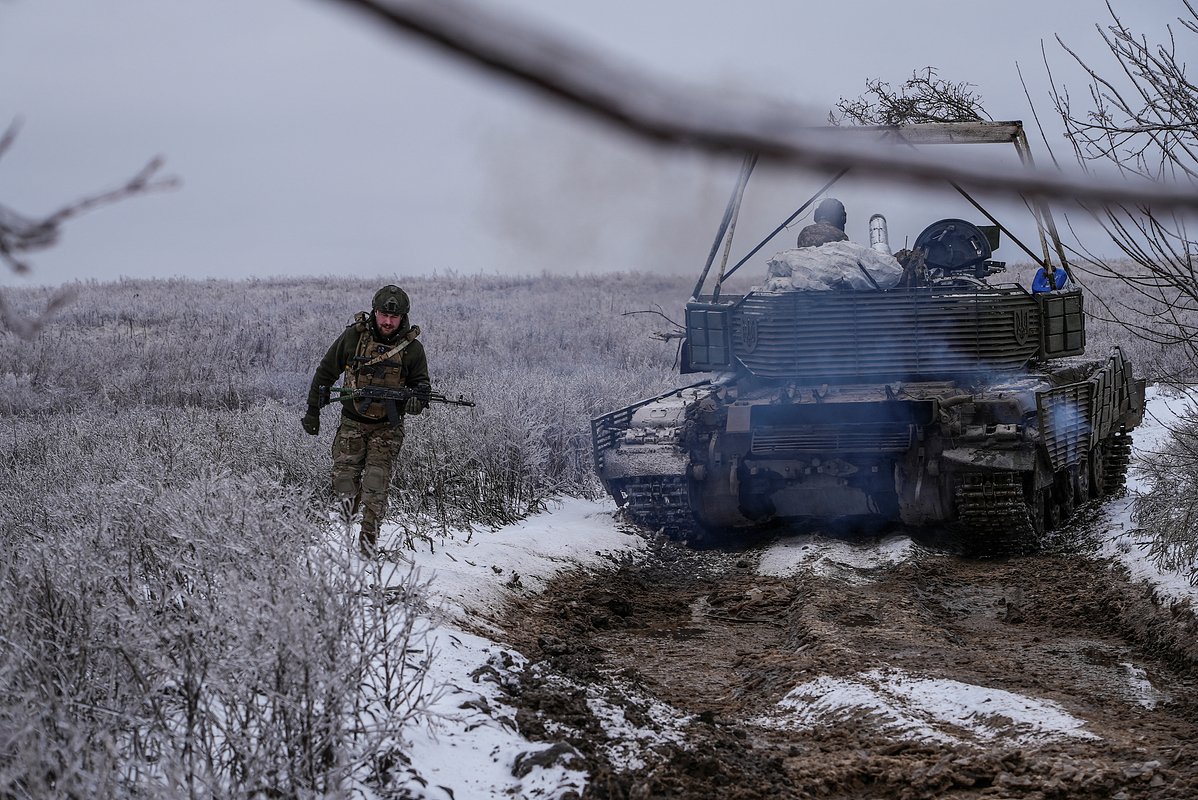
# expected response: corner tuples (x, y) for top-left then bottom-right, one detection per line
(303, 285), (430, 555)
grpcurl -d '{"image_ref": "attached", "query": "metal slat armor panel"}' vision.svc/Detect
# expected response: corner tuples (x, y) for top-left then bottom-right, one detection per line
(726, 288), (1041, 381)
(1037, 383), (1096, 472)
(752, 424), (913, 454)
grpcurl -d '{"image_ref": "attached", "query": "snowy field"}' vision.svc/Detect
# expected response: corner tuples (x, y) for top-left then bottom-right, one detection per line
(371, 387), (1196, 799)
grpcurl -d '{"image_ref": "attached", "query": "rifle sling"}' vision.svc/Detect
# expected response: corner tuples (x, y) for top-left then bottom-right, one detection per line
(358, 325), (421, 370)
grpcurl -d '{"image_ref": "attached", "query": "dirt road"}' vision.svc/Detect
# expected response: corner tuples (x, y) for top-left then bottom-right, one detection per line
(493, 523), (1198, 799)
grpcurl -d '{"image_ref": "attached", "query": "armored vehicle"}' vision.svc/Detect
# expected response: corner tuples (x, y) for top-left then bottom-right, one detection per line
(592, 121), (1146, 553)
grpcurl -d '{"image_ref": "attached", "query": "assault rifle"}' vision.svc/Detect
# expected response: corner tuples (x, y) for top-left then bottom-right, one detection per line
(319, 385), (475, 427)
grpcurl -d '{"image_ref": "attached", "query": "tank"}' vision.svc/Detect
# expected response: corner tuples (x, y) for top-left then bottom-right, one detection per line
(591, 122), (1147, 554)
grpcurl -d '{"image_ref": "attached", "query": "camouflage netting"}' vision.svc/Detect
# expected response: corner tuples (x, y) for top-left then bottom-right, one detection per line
(763, 241), (903, 292)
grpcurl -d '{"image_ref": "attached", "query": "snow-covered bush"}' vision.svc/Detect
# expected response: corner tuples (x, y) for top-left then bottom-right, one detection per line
(0, 273), (687, 529)
(1077, 269), (1198, 385)
(0, 414), (435, 796)
(1133, 407), (1198, 586)
(0, 272), (686, 410)
(0, 268), (1186, 536)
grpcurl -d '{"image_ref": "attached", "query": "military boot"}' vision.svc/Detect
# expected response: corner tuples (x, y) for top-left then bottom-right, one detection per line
(359, 526), (379, 557)
(359, 508), (381, 557)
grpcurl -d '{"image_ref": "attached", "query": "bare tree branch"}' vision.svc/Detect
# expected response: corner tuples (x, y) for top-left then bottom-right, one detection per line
(0, 119), (178, 336)
(1037, 3), (1198, 571)
(0, 155), (177, 274)
(831, 67), (990, 126)
(0, 118), (19, 162)
(1017, 59), (1064, 170)
(324, 0), (1198, 213)
(1047, 0), (1198, 380)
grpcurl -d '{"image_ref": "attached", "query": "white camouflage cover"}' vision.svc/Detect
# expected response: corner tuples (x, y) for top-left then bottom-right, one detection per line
(763, 241), (904, 292)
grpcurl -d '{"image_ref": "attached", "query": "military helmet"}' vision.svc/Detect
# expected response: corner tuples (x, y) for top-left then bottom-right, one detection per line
(814, 197), (847, 229)
(372, 285), (410, 315)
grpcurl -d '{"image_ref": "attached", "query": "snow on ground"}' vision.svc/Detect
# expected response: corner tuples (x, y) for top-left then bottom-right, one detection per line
(390, 626), (588, 799)
(1120, 662), (1170, 709)
(383, 497), (646, 633)
(757, 533), (918, 580)
(534, 671), (693, 772)
(581, 690), (691, 771)
(373, 498), (645, 799)
(756, 668), (1098, 746)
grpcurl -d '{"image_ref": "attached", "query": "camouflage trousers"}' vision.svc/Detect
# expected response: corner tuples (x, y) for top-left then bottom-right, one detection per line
(331, 416), (404, 551)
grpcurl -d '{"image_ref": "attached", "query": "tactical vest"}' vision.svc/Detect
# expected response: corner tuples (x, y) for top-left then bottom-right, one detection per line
(343, 313), (418, 422)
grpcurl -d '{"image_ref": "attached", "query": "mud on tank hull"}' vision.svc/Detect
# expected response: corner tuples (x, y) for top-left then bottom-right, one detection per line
(592, 287), (1146, 554)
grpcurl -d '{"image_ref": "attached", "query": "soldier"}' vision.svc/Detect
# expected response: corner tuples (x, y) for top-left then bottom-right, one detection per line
(303, 285), (430, 555)
(796, 197), (849, 247)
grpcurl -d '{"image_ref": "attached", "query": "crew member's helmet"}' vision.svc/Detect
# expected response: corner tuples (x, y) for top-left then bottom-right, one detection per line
(372, 285), (410, 316)
(813, 198), (847, 230)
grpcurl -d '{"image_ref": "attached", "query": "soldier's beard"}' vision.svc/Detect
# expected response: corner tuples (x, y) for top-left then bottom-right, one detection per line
(374, 315), (403, 338)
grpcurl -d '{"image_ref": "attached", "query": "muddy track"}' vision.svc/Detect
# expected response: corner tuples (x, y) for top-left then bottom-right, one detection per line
(494, 528), (1198, 799)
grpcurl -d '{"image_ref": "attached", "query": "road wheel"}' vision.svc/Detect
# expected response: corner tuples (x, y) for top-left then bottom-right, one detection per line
(1073, 459), (1091, 506)
(1057, 469), (1075, 520)
(1045, 495), (1063, 531)
(1027, 486), (1047, 544)
(1090, 445), (1107, 499)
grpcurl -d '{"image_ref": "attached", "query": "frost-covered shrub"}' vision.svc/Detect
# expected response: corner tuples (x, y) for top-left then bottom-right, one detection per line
(0, 403), (323, 543)
(2, 267), (1191, 791)
(0, 466), (434, 797)
(0, 268), (1184, 536)
(1074, 267), (1198, 383)
(0, 272), (689, 531)
(0, 403), (436, 796)
(1132, 406), (1198, 586)
(392, 360), (676, 532)
(0, 272), (687, 413)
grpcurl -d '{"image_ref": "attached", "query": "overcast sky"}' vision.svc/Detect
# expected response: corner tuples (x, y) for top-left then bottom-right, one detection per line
(0, 0), (1177, 288)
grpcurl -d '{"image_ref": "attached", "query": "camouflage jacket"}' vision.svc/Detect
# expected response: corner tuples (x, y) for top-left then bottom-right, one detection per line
(307, 312), (431, 423)
(796, 222), (849, 248)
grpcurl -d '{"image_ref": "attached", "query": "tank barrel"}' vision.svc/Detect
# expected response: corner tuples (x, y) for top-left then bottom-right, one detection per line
(869, 214), (892, 255)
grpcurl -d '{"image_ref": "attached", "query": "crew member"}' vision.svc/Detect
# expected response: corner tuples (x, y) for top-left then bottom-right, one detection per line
(303, 285), (430, 555)
(797, 197), (849, 247)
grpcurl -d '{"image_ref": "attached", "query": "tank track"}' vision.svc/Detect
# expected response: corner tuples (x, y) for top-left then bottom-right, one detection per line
(620, 476), (696, 541)
(1103, 431), (1133, 493)
(954, 472), (1042, 557)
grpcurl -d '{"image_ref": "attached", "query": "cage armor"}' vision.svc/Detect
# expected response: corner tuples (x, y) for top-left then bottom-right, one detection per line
(343, 312), (422, 423)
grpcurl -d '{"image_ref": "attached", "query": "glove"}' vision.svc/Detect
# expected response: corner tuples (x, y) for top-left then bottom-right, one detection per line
(302, 407), (321, 436)
(404, 386), (430, 415)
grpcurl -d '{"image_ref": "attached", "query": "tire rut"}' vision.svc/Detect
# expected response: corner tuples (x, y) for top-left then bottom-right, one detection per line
(495, 534), (1198, 799)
